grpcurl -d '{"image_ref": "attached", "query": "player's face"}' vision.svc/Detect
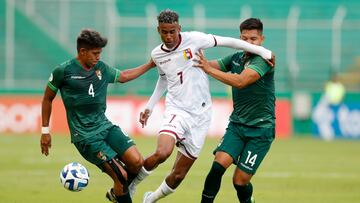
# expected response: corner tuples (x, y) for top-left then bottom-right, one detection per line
(158, 23), (181, 49)
(240, 29), (264, 46)
(80, 48), (102, 68)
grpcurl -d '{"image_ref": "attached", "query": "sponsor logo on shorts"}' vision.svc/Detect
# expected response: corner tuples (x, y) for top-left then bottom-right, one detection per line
(240, 163), (254, 171)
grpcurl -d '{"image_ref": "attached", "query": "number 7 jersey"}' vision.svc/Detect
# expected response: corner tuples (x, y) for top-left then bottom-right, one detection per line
(151, 31), (217, 116)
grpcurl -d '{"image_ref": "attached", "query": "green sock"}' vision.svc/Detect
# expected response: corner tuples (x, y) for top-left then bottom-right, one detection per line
(201, 162), (226, 203)
(116, 192), (132, 203)
(234, 182), (253, 203)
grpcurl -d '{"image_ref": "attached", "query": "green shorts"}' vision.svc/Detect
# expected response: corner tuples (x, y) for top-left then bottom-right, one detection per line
(214, 122), (275, 174)
(74, 125), (134, 168)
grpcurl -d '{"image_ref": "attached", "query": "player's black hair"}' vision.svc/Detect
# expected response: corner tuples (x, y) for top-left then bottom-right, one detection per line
(157, 9), (179, 24)
(240, 18), (263, 34)
(76, 28), (108, 52)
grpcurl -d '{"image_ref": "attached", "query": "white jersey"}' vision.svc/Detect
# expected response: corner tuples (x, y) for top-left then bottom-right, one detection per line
(151, 31), (216, 116)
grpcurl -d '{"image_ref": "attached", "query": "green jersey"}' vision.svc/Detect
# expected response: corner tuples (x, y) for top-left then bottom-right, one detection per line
(47, 58), (120, 143)
(217, 52), (275, 128)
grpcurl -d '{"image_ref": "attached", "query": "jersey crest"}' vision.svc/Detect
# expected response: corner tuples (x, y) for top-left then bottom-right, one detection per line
(95, 69), (102, 80)
(183, 48), (193, 60)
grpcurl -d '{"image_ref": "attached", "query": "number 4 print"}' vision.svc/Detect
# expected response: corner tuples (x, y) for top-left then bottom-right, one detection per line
(88, 83), (95, 97)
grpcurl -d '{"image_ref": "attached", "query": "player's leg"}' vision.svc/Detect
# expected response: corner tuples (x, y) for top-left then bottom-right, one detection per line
(201, 151), (233, 203)
(143, 151), (195, 203)
(129, 133), (176, 197)
(73, 128), (132, 203)
(106, 126), (144, 183)
(201, 121), (245, 203)
(144, 133), (176, 170)
(102, 158), (132, 203)
(233, 126), (275, 203)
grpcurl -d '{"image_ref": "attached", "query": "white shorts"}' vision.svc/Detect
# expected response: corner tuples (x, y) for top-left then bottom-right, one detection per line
(159, 109), (212, 159)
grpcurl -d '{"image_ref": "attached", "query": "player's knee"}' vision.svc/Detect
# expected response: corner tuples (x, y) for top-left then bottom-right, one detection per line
(171, 170), (186, 184)
(154, 148), (171, 163)
(127, 156), (144, 173)
(233, 174), (251, 186)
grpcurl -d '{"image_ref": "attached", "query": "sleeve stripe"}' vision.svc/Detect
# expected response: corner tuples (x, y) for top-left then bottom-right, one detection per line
(47, 82), (58, 92)
(217, 59), (227, 72)
(213, 35), (217, 47)
(247, 65), (265, 77)
(114, 69), (120, 83)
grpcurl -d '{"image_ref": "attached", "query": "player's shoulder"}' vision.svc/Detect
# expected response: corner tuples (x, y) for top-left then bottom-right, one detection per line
(151, 44), (163, 57)
(250, 54), (268, 64)
(58, 59), (74, 69)
(249, 54), (273, 71)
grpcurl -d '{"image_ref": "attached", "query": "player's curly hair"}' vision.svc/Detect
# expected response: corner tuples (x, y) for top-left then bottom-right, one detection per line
(76, 28), (108, 52)
(157, 9), (179, 24)
(240, 18), (263, 34)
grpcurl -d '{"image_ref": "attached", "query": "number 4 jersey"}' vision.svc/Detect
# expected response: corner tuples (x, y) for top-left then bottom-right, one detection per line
(151, 31), (216, 116)
(47, 59), (120, 143)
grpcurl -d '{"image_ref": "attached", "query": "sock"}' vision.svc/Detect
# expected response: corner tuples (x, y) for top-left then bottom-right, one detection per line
(126, 171), (137, 185)
(115, 192), (132, 203)
(201, 162), (226, 203)
(148, 180), (175, 202)
(130, 166), (151, 186)
(234, 182), (253, 203)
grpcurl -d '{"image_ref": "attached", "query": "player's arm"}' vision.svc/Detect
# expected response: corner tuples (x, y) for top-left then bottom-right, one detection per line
(214, 35), (274, 67)
(41, 86), (57, 156)
(139, 75), (167, 128)
(118, 59), (156, 83)
(194, 52), (260, 89)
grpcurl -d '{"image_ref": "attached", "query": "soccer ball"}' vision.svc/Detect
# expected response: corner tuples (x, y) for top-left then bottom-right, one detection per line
(60, 162), (90, 192)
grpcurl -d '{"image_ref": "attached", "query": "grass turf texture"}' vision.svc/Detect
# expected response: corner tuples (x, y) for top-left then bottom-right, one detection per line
(0, 134), (359, 203)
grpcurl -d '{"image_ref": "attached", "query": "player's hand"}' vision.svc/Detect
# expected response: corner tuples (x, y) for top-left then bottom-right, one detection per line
(265, 53), (276, 67)
(193, 51), (211, 73)
(40, 134), (52, 156)
(139, 109), (151, 128)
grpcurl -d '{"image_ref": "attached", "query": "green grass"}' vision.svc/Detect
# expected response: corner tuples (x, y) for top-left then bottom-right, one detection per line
(0, 134), (360, 203)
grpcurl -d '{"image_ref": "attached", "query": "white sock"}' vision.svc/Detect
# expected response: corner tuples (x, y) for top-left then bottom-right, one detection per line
(148, 180), (175, 202)
(131, 166), (151, 186)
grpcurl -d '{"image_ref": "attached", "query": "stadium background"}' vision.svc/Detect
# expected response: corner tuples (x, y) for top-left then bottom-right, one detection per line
(1, 0), (360, 202)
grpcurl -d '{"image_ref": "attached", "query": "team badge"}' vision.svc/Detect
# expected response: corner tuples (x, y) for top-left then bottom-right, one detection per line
(95, 69), (102, 80)
(183, 48), (193, 60)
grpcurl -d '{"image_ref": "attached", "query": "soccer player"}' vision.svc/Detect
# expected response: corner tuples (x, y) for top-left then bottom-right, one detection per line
(127, 10), (274, 203)
(193, 18), (275, 203)
(40, 28), (155, 203)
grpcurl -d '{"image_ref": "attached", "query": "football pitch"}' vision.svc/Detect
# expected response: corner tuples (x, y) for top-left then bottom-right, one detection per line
(1, 134), (359, 203)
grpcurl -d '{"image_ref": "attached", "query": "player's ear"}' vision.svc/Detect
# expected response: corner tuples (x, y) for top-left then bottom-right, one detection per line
(178, 24), (182, 32)
(79, 48), (86, 56)
(157, 26), (161, 34)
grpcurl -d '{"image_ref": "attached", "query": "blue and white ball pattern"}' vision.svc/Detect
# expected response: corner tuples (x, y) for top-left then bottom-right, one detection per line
(60, 162), (89, 192)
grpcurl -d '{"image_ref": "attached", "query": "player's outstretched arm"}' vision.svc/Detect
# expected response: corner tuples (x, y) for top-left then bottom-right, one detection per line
(41, 86), (57, 156)
(118, 59), (156, 83)
(139, 76), (167, 128)
(193, 52), (260, 89)
(215, 35), (274, 66)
